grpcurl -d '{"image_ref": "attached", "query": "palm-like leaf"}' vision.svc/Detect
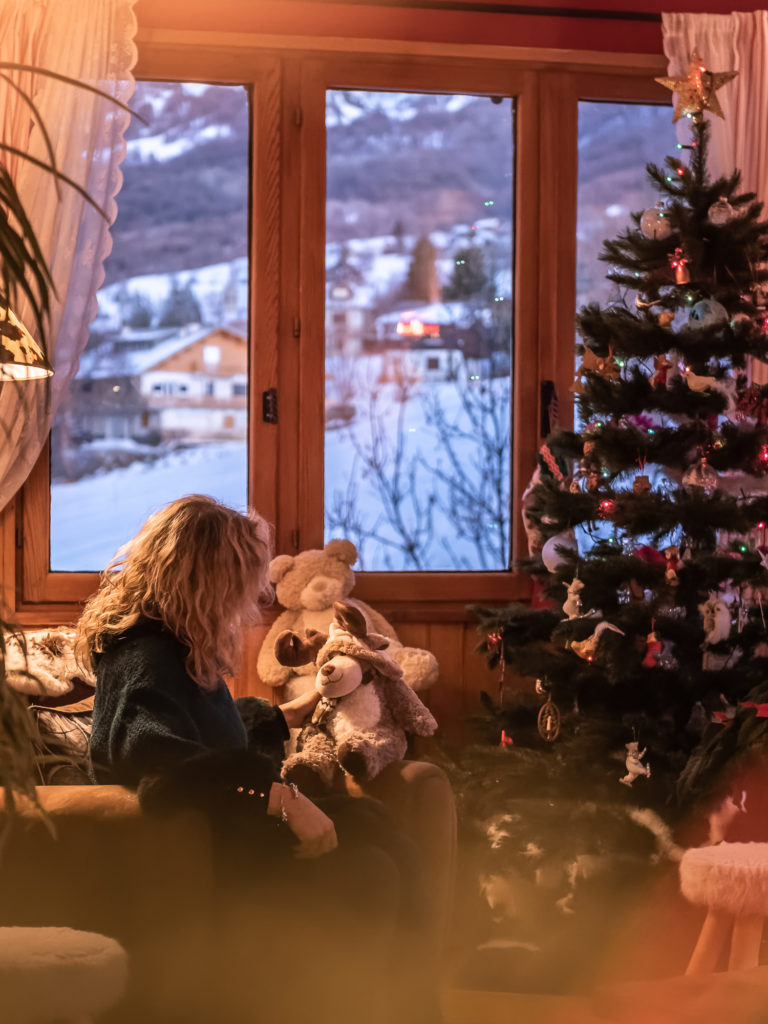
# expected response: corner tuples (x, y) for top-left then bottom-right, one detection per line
(0, 62), (143, 363)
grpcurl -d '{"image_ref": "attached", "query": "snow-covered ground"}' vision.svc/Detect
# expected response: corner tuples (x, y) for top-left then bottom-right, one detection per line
(51, 373), (510, 573)
(50, 442), (247, 571)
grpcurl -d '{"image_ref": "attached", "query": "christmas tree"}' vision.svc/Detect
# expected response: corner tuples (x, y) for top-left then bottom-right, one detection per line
(444, 56), (768, 992)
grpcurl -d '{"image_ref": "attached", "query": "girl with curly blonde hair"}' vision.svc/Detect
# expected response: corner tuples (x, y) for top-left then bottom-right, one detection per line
(80, 494), (336, 859)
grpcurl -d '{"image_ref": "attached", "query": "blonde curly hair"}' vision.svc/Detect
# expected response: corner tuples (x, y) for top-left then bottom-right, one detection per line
(76, 495), (273, 690)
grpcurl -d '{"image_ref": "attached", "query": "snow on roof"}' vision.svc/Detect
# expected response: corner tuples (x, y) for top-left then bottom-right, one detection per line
(77, 324), (245, 380)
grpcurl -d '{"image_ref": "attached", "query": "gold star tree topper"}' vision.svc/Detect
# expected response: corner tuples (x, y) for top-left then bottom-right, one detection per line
(655, 50), (738, 123)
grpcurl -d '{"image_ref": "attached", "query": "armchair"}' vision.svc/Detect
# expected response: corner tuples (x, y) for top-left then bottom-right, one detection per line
(0, 762), (456, 1022)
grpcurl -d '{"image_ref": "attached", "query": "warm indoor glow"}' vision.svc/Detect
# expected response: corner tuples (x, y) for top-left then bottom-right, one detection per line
(0, 307), (53, 380)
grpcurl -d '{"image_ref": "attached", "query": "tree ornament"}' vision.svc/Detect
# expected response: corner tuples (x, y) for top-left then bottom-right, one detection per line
(688, 299), (728, 328)
(642, 627), (663, 667)
(620, 741), (651, 786)
(682, 457), (719, 495)
(669, 248), (690, 284)
(756, 443), (768, 474)
(736, 384), (768, 426)
(537, 442), (568, 483)
(640, 201), (672, 240)
(655, 50), (738, 123)
(650, 352), (673, 388)
(664, 544), (681, 585)
(598, 498), (617, 520)
(537, 698), (561, 742)
(487, 630), (507, 708)
(657, 311), (675, 328)
(571, 347), (620, 394)
(699, 592), (732, 646)
(541, 529), (578, 572)
(569, 621), (624, 661)
(708, 195), (736, 225)
(562, 577), (584, 619)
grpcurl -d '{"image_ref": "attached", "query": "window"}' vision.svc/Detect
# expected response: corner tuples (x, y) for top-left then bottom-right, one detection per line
(323, 88), (514, 572)
(13, 45), (670, 613)
(47, 80), (250, 573)
(577, 101), (679, 312)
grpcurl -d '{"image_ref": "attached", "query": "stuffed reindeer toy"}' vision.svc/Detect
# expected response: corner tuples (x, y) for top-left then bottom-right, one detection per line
(274, 601), (438, 790)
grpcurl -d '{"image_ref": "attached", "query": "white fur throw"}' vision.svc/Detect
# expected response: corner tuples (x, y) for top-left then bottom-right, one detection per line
(0, 926), (128, 1021)
(680, 842), (768, 918)
(4, 628), (95, 697)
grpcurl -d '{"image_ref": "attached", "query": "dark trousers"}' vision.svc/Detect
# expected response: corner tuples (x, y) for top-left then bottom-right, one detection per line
(210, 795), (440, 1024)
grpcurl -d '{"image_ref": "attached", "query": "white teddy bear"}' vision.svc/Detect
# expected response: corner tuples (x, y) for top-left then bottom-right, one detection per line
(256, 539), (439, 702)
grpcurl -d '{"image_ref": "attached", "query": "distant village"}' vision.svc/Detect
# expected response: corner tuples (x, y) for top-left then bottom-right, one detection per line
(54, 219), (512, 480)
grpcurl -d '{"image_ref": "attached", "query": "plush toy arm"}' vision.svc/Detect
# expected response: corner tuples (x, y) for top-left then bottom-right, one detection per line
(256, 613), (296, 687)
(390, 646), (439, 692)
(382, 677), (438, 736)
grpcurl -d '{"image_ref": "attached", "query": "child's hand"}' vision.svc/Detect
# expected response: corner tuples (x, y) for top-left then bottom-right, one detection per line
(267, 782), (337, 858)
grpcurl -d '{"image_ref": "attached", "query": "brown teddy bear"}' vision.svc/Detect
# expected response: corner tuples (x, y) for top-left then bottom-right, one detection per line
(256, 539), (439, 702)
(275, 601), (438, 789)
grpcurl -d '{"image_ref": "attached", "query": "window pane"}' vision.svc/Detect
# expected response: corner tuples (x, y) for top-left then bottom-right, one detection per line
(50, 82), (249, 571)
(577, 101), (676, 311)
(324, 90), (514, 571)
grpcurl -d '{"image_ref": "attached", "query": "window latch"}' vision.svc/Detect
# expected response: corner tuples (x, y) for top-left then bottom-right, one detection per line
(262, 388), (278, 424)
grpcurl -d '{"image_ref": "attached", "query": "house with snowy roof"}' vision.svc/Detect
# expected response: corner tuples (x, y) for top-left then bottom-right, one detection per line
(69, 324), (247, 444)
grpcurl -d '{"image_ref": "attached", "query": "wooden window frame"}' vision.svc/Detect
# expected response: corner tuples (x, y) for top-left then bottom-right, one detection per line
(9, 36), (668, 624)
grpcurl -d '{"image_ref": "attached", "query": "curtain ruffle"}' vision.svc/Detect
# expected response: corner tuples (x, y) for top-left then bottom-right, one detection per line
(0, 0), (138, 510)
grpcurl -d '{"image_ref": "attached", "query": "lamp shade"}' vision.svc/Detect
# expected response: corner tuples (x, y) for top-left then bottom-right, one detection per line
(0, 307), (53, 380)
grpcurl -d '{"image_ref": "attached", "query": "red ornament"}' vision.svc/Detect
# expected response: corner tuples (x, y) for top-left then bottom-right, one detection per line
(635, 545), (667, 568)
(599, 498), (617, 519)
(500, 729), (514, 748)
(669, 248), (690, 284)
(642, 630), (663, 668)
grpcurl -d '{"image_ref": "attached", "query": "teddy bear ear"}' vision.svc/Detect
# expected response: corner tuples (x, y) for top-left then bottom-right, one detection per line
(268, 554), (294, 584)
(324, 538), (357, 566)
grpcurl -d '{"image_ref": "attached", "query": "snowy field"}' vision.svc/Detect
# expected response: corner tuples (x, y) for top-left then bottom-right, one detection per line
(51, 372), (510, 573)
(50, 442), (248, 572)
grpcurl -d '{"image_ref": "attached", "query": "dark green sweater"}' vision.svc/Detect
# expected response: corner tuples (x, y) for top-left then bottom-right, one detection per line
(89, 619), (288, 824)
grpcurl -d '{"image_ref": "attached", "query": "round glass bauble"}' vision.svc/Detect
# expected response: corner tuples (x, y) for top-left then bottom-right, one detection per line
(707, 196), (735, 225)
(682, 458), (719, 496)
(541, 529), (578, 573)
(640, 202), (672, 240)
(688, 299), (729, 328)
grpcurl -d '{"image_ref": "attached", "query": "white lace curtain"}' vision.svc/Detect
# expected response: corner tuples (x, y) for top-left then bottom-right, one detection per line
(0, 0), (137, 509)
(662, 11), (768, 382)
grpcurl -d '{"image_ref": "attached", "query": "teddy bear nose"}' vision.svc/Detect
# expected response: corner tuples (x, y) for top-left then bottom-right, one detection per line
(320, 663), (335, 677)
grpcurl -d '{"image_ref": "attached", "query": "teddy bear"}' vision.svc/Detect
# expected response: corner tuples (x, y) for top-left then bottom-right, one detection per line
(274, 601), (438, 791)
(256, 538), (439, 701)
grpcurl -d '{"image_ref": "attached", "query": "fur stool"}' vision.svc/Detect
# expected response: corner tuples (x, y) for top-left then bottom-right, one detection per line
(680, 842), (768, 974)
(0, 926), (128, 1023)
